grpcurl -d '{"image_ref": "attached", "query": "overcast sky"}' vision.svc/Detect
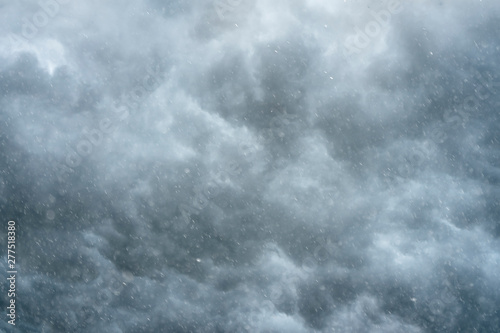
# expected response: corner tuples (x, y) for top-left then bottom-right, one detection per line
(1, 0), (500, 332)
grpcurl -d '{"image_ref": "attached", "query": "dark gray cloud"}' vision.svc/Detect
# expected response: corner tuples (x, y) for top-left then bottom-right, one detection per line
(1, 0), (500, 332)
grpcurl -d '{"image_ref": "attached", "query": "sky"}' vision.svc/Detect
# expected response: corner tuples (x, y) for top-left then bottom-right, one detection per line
(1, 0), (500, 332)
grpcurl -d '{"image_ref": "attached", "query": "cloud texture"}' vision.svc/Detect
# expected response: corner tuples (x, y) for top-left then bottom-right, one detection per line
(1, 0), (500, 332)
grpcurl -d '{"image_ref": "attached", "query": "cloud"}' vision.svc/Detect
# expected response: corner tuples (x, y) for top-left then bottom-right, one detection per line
(1, 0), (500, 332)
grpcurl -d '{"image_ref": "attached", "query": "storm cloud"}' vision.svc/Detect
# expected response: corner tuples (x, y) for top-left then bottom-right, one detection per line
(1, 0), (500, 332)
